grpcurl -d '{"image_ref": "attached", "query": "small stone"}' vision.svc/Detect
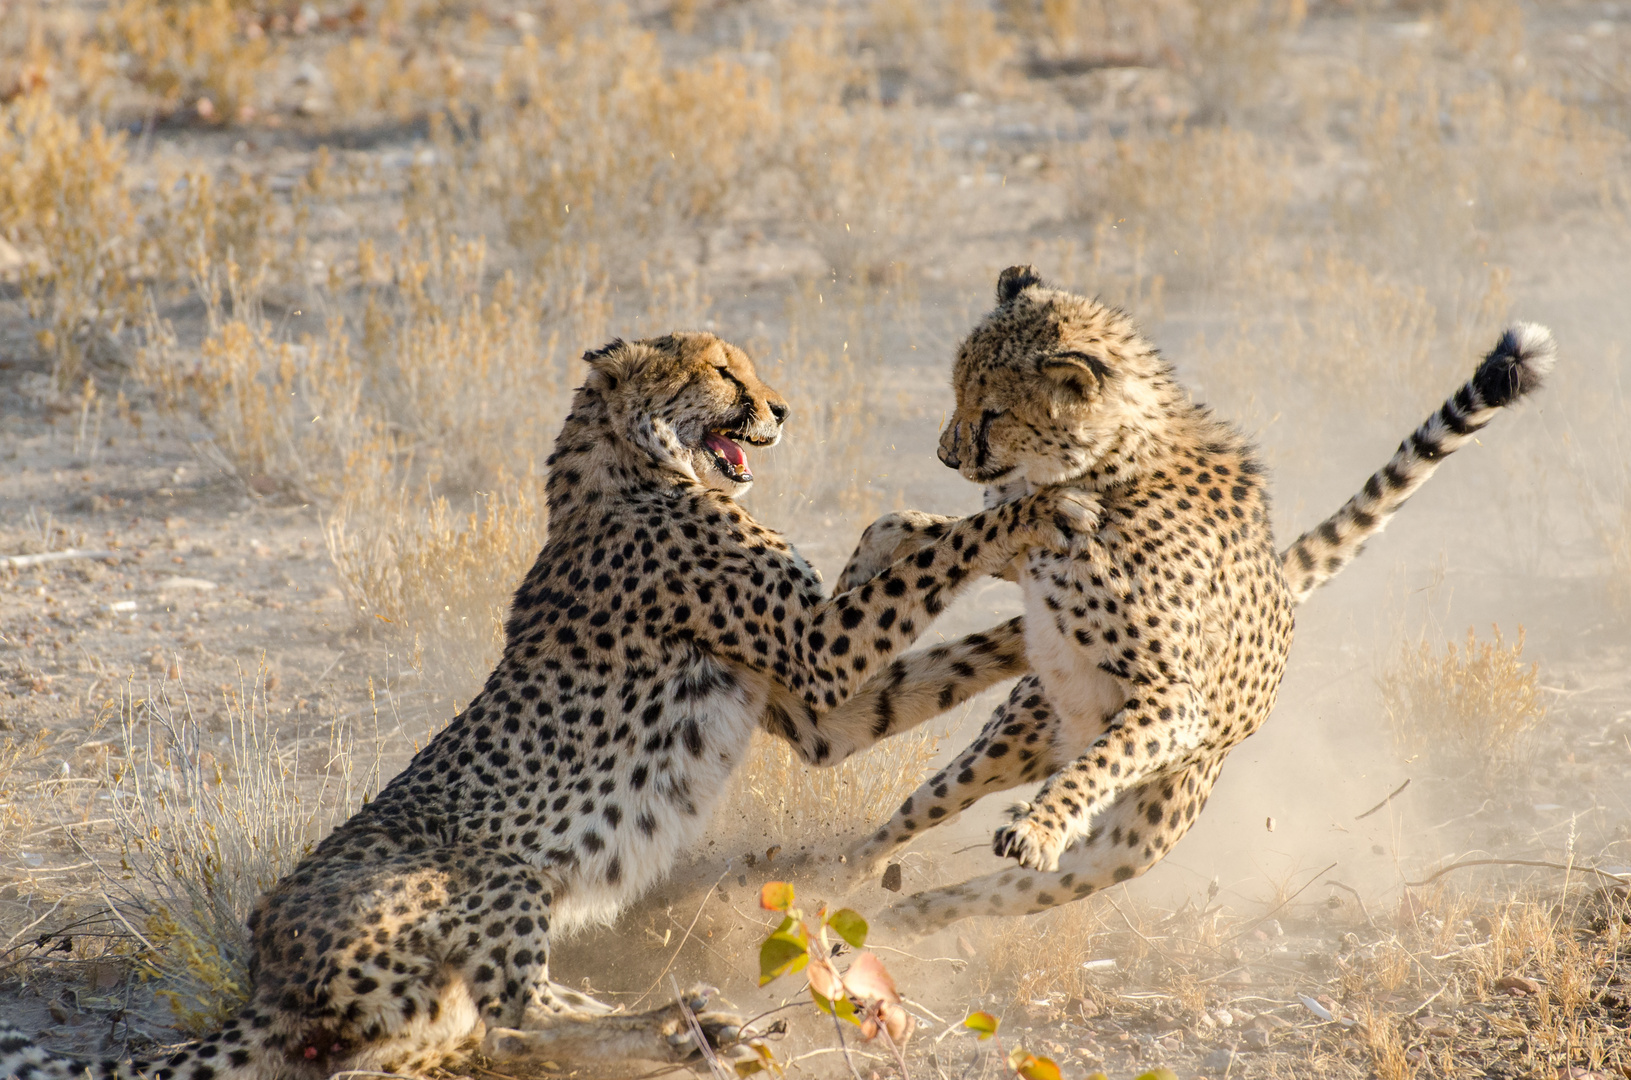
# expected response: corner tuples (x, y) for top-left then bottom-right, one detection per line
(1203, 1048), (1239, 1072)
(1496, 974), (1541, 996)
(1242, 1029), (1270, 1051)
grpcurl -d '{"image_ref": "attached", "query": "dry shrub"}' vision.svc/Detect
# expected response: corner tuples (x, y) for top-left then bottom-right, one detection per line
(971, 894), (1113, 1006)
(103, 672), (370, 1031)
(1358, 1003), (1417, 1080)
(422, 20), (776, 272)
(1184, 0), (1305, 121)
(323, 34), (468, 124)
(1001, 0), (1190, 66)
(0, 89), (141, 388)
(350, 234), (592, 492)
(866, 0), (1017, 97)
(0, 2), (120, 112)
(1003, 0), (1299, 118)
(1435, 0), (1524, 69)
(0, 728), (54, 863)
(144, 165), (283, 287)
(787, 108), (949, 283)
(326, 480), (547, 689)
(1089, 124), (1292, 289)
(138, 259), (370, 494)
(139, 230), (606, 660)
(1186, 250), (1470, 425)
(105, 0), (275, 120)
(1379, 624), (1547, 786)
(1335, 54), (1629, 293)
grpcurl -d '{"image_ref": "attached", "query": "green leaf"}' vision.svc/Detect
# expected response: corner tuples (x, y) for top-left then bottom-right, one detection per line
(758, 932), (808, 986)
(1133, 1072), (1180, 1080)
(825, 907), (869, 949)
(759, 881), (795, 911)
(812, 990), (861, 1025)
(964, 1011), (1000, 1040)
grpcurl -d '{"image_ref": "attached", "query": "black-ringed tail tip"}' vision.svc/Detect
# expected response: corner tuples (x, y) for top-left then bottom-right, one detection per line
(1472, 322), (1556, 406)
(1279, 320), (1556, 604)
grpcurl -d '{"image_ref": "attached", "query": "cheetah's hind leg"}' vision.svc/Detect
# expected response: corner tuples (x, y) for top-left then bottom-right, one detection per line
(485, 985), (754, 1071)
(844, 675), (1061, 889)
(875, 755), (1226, 938)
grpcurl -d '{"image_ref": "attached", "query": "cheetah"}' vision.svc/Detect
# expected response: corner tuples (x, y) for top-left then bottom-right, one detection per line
(0, 331), (1094, 1080)
(834, 266), (1554, 935)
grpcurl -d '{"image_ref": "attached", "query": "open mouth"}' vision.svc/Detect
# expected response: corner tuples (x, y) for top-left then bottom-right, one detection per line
(703, 431), (753, 484)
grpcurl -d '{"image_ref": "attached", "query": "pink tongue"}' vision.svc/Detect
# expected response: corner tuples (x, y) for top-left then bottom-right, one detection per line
(704, 432), (746, 467)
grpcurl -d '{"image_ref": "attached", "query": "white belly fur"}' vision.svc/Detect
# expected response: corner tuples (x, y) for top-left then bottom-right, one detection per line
(1021, 559), (1126, 766)
(546, 665), (769, 934)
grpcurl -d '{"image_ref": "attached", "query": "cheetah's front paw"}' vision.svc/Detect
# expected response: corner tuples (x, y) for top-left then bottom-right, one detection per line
(991, 814), (1067, 872)
(836, 511), (955, 592)
(1012, 488), (1101, 552)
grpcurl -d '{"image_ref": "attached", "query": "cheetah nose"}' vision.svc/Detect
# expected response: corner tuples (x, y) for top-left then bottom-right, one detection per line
(938, 438), (961, 470)
(768, 400), (788, 424)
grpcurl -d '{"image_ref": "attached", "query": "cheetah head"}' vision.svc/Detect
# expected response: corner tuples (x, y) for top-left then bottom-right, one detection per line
(581, 331), (788, 496)
(938, 265), (1178, 488)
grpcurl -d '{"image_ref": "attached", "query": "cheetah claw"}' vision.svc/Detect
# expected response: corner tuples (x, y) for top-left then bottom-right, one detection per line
(1018, 488), (1100, 552)
(991, 816), (1065, 872)
(680, 984), (719, 1014)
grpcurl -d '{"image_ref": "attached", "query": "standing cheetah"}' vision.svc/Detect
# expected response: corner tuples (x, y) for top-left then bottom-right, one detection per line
(0, 331), (1094, 1079)
(835, 267), (1553, 934)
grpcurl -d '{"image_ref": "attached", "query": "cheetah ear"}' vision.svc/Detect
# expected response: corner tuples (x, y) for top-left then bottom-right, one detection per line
(581, 338), (628, 368)
(996, 265), (1045, 306)
(1038, 350), (1109, 400)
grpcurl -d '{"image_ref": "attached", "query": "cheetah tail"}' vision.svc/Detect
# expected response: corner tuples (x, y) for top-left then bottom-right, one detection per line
(1279, 322), (1556, 605)
(0, 1026), (262, 1080)
(1, 1027), (141, 1080)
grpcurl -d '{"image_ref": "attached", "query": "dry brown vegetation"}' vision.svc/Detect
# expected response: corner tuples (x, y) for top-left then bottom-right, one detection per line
(3, 0), (1631, 1076)
(1380, 625), (1548, 788)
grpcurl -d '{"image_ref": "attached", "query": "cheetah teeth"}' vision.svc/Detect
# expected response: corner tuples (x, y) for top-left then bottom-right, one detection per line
(703, 431), (752, 482)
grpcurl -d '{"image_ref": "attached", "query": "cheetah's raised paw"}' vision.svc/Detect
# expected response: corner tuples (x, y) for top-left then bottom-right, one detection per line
(1011, 487), (1101, 552)
(991, 813), (1068, 873)
(836, 511), (954, 592)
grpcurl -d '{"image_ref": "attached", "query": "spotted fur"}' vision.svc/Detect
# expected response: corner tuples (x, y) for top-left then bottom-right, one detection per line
(837, 270), (1552, 935)
(0, 331), (1094, 1080)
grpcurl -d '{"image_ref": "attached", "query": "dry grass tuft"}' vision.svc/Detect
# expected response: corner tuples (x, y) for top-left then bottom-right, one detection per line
(1379, 624), (1547, 787)
(102, 669), (372, 1031)
(0, 90), (141, 388)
